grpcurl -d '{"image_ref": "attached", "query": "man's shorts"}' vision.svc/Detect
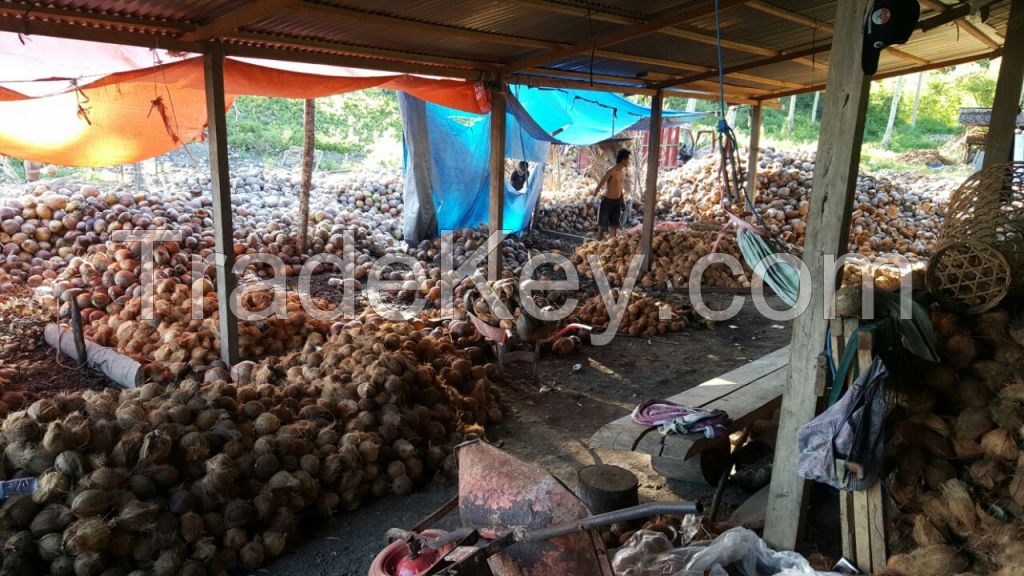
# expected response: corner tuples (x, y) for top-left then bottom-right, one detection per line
(598, 197), (623, 227)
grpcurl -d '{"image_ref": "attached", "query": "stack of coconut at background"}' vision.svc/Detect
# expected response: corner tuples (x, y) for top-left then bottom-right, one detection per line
(655, 148), (950, 263)
(0, 314), (500, 576)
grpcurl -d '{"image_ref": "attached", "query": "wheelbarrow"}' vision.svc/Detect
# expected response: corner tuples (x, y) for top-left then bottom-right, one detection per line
(370, 441), (702, 576)
(462, 285), (591, 377)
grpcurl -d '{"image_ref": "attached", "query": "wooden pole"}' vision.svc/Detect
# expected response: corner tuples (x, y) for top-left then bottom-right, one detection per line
(747, 104), (762, 200)
(811, 91), (820, 122)
(785, 94), (797, 135)
(763, 0), (873, 551)
(686, 97), (697, 112)
(203, 44), (240, 366)
(984, 0), (1024, 168)
(881, 76), (903, 149)
(488, 81), (507, 282)
(910, 72), (924, 128)
(298, 98), (315, 254)
(639, 89), (664, 273)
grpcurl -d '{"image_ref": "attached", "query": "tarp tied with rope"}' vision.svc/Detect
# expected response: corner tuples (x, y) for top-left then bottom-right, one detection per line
(399, 86), (700, 240)
(0, 33), (489, 167)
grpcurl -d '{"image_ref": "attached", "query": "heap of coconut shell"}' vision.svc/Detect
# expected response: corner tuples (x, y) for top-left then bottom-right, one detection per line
(570, 230), (750, 291)
(656, 149), (950, 261)
(881, 306), (1024, 576)
(0, 315), (499, 576)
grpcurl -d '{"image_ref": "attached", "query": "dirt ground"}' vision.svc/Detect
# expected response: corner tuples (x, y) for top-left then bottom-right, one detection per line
(263, 293), (793, 576)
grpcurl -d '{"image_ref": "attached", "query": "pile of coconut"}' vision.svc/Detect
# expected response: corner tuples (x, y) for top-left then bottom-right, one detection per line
(0, 314), (500, 576)
(881, 306), (1024, 576)
(570, 230), (751, 291)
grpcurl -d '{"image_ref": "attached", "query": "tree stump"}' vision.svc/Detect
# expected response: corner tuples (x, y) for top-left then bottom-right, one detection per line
(576, 464), (639, 515)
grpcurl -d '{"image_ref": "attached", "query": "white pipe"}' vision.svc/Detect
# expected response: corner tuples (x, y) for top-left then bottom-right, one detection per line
(44, 324), (143, 389)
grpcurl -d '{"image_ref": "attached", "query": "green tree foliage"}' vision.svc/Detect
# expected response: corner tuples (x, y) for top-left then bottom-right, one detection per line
(227, 89), (402, 158)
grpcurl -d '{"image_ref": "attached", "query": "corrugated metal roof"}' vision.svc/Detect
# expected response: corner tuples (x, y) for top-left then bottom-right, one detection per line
(0, 0), (1012, 103)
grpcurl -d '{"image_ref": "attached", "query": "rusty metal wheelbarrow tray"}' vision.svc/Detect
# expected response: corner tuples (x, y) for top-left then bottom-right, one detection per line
(456, 440), (612, 576)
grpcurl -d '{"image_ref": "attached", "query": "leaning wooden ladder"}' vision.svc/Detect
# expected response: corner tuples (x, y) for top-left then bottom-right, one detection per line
(828, 318), (887, 573)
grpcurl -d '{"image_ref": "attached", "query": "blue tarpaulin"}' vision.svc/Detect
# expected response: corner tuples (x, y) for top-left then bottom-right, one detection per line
(399, 86), (704, 240)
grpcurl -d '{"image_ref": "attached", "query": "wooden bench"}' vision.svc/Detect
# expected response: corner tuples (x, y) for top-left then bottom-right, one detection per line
(589, 346), (789, 484)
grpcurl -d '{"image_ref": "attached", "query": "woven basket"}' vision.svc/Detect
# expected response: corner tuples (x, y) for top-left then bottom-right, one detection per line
(926, 162), (1024, 313)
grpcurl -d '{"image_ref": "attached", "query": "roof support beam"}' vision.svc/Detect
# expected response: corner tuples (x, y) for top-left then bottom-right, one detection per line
(983, 0), (1024, 168)
(745, 1), (929, 64)
(500, 0), (749, 73)
(918, 0), (1002, 48)
(181, 0), (296, 41)
(653, 42), (833, 90)
(506, 73), (772, 106)
(764, 0), (873, 552)
(753, 48), (1003, 100)
(203, 43), (241, 366)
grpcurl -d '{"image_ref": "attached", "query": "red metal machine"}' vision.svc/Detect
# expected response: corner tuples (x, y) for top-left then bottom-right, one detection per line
(370, 441), (702, 576)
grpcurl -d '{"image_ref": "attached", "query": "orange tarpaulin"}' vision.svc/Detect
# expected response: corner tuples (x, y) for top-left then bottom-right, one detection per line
(0, 36), (487, 167)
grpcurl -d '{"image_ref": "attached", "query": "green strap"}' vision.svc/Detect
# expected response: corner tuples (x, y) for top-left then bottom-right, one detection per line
(828, 322), (879, 407)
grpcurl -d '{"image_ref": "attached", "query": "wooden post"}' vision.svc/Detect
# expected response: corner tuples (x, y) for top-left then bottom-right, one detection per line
(488, 81), (506, 281)
(763, 0), (872, 551)
(785, 94), (797, 135)
(910, 72), (924, 128)
(811, 91), (820, 122)
(881, 76), (903, 149)
(747, 104), (762, 200)
(203, 44), (240, 366)
(298, 98), (315, 254)
(984, 0), (1024, 168)
(686, 98), (697, 112)
(639, 89), (664, 273)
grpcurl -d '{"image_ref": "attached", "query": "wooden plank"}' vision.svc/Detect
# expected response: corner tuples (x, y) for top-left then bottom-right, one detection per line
(653, 43), (832, 90)
(867, 482), (887, 567)
(852, 488), (872, 570)
(984, 0), (1024, 168)
(590, 346), (790, 452)
(747, 105), (762, 201)
(500, 0), (750, 73)
(639, 90), (664, 273)
(487, 82), (506, 282)
(764, 0), (872, 551)
(203, 44), (240, 366)
(180, 0), (296, 41)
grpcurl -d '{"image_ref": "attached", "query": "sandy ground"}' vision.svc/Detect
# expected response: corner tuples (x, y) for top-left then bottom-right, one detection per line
(261, 294), (792, 576)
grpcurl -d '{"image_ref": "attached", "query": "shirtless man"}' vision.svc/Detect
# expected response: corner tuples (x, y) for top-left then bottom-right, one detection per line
(594, 148), (630, 240)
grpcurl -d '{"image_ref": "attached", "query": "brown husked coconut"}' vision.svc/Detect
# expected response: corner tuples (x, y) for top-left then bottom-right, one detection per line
(912, 514), (947, 547)
(51, 555), (75, 576)
(3, 411), (40, 443)
(955, 407), (995, 441)
(31, 504), (73, 536)
(115, 499), (160, 532)
(72, 551), (105, 576)
(153, 547), (184, 576)
(0, 495), (38, 530)
(63, 517), (112, 554)
(981, 428), (1018, 461)
(180, 512), (203, 543)
(54, 450), (85, 480)
(886, 545), (968, 576)
(940, 479), (977, 536)
(239, 540), (266, 568)
(70, 490), (111, 518)
(5, 441), (55, 474)
(37, 532), (64, 561)
(33, 469), (71, 504)
(28, 398), (61, 423)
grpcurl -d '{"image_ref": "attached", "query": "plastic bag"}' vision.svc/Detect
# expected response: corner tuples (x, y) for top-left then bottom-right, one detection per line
(612, 528), (840, 576)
